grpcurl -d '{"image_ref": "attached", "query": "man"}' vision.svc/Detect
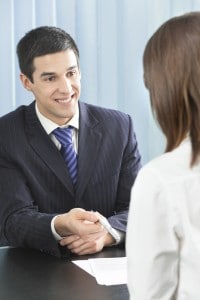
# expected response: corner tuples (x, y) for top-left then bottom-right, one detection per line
(0, 26), (141, 258)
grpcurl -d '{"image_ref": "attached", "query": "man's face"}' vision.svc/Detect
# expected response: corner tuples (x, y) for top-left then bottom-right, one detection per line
(21, 49), (81, 125)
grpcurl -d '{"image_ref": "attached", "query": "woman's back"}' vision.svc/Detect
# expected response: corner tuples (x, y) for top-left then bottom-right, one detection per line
(127, 138), (200, 299)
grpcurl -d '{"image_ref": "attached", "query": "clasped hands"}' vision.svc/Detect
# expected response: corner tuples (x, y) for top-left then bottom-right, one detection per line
(54, 208), (115, 255)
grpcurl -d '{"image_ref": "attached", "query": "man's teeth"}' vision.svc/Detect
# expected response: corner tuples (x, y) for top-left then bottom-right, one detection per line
(57, 98), (71, 103)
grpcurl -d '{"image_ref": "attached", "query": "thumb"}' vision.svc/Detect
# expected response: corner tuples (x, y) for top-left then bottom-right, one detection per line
(83, 210), (99, 223)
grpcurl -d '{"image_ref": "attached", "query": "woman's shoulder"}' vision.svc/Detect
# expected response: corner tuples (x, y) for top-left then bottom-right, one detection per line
(138, 139), (195, 184)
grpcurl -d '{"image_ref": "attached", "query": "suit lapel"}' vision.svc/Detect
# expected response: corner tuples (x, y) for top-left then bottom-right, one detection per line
(76, 102), (102, 203)
(25, 102), (74, 196)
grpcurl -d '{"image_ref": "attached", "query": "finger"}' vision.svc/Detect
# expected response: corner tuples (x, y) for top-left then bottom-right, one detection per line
(69, 241), (96, 255)
(60, 235), (79, 246)
(69, 236), (104, 255)
(67, 238), (86, 250)
(81, 230), (106, 241)
(80, 210), (100, 223)
(78, 221), (103, 235)
(71, 242), (103, 255)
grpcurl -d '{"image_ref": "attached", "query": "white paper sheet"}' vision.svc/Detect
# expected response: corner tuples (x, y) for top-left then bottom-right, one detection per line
(72, 259), (94, 277)
(72, 257), (127, 285)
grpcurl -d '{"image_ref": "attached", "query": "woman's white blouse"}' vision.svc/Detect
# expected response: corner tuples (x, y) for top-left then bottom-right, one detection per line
(126, 139), (200, 300)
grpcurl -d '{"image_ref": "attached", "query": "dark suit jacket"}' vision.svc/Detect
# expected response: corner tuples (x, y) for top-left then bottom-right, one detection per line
(0, 101), (141, 257)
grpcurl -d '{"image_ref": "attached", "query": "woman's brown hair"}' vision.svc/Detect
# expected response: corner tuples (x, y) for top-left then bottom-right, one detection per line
(143, 12), (200, 166)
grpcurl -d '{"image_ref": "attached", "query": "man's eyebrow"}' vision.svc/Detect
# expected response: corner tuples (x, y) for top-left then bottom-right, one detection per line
(40, 66), (78, 78)
(67, 65), (78, 70)
(40, 72), (55, 78)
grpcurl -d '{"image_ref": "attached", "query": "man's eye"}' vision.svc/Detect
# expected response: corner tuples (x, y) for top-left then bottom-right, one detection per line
(67, 70), (77, 77)
(45, 76), (56, 82)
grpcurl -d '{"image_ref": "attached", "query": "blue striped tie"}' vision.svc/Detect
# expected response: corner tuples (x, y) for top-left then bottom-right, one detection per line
(53, 127), (77, 186)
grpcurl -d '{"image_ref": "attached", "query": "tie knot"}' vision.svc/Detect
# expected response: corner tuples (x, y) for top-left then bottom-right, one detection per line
(53, 127), (73, 146)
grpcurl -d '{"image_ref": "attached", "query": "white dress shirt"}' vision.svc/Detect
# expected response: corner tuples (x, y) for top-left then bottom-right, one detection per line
(126, 138), (200, 300)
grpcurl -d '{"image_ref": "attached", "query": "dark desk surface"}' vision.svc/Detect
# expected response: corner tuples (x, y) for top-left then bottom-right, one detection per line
(0, 247), (129, 300)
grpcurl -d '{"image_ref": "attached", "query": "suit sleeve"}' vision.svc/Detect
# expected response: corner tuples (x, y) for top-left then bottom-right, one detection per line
(0, 145), (69, 258)
(108, 115), (141, 232)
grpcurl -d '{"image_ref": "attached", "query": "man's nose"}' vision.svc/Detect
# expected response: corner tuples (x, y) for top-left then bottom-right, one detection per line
(58, 77), (72, 93)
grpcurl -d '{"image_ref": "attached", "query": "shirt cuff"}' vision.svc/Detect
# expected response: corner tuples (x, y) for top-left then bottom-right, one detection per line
(110, 228), (125, 245)
(51, 215), (63, 241)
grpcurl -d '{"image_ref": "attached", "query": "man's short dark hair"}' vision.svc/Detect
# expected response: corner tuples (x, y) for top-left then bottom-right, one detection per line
(17, 26), (79, 82)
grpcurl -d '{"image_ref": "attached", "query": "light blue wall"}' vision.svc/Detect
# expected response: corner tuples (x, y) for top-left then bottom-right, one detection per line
(0, 0), (200, 163)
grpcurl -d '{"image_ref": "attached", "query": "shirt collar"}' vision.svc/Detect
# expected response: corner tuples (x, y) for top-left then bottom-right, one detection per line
(35, 103), (79, 134)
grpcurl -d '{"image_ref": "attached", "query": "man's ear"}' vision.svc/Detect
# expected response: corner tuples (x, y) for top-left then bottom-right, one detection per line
(20, 73), (32, 91)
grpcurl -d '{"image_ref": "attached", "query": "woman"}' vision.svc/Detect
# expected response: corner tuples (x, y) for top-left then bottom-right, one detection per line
(126, 12), (200, 300)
